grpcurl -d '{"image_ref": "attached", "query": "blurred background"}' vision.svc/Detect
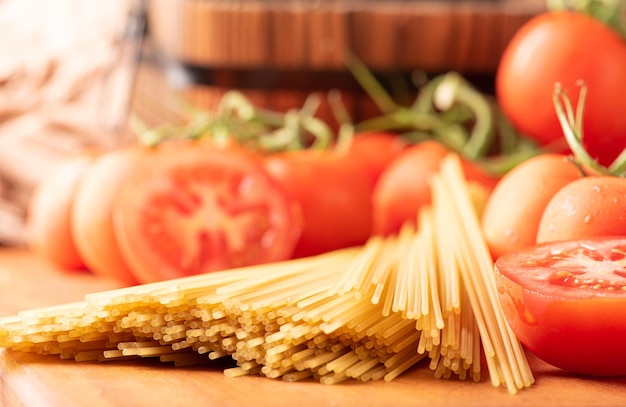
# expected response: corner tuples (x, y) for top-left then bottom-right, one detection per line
(0, 0), (545, 246)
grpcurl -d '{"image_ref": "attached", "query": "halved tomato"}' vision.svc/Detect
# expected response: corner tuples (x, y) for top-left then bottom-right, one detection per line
(27, 152), (97, 271)
(494, 237), (626, 376)
(72, 146), (143, 285)
(113, 141), (301, 284)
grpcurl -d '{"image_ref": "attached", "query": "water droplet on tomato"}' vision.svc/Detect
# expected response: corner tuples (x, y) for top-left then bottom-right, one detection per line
(503, 227), (518, 243)
(584, 214), (592, 224)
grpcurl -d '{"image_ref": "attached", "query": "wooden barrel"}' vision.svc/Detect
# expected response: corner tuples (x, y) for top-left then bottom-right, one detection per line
(146, 0), (547, 125)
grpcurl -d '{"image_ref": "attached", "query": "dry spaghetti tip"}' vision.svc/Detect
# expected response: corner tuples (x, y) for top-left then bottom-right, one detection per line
(0, 154), (534, 394)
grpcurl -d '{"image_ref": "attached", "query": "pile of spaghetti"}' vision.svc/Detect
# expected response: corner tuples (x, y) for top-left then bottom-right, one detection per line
(0, 155), (534, 395)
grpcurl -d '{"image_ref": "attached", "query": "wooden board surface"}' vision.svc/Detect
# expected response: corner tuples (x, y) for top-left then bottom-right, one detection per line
(2, 248), (626, 406)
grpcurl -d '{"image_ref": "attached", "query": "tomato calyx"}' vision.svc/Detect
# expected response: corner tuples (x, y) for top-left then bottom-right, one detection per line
(553, 82), (626, 177)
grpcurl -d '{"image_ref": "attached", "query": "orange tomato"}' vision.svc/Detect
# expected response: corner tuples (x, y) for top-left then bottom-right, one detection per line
(71, 146), (144, 285)
(537, 176), (626, 243)
(481, 154), (582, 259)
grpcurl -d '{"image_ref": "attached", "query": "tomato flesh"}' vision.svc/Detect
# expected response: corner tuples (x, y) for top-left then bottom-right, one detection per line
(114, 143), (300, 284)
(495, 237), (626, 376)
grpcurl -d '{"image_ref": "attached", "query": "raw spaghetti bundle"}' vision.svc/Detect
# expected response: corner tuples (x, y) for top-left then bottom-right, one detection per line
(0, 154), (534, 394)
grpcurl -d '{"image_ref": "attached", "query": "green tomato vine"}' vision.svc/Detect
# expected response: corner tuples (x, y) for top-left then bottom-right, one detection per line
(132, 54), (546, 176)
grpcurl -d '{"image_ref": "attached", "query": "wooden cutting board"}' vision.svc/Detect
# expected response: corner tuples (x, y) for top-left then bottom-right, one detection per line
(1, 248), (626, 407)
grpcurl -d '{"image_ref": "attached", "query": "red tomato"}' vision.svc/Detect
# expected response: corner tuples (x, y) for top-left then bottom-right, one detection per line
(537, 176), (626, 243)
(481, 154), (583, 260)
(72, 146), (144, 285)
(26, 153), (96, 271)
(113, 141), (300, 284)
(264, 149), (373, 258)
(495, 237), (626, 376)
(372, 141), (499, 237)
(344, 131), (409, 192)
(496, 11), (626, 166)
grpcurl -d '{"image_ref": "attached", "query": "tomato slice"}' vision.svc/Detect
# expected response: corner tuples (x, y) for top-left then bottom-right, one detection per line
(495, 237), (626, 376)
(113, 142), (301, 284)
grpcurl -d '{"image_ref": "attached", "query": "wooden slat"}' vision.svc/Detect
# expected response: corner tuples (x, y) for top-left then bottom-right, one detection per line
(147, 0), (546, 71)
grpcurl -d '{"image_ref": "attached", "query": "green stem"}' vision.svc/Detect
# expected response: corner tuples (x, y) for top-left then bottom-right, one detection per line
(433, 72), (494, 160)
(552, 83), (610, 175)
(327, 89), (356, 153)
(432, 123), (470, 153)
(333, 123), (356, 154)
(495, 108), (521, 155)
(345, 52), (399, 114)
(302, 115), (334, 150)
(479, 142), (542, 175)
(409, 74), (442, 114)
(327, 89), (353, 128)
(607, 149), (626, 175)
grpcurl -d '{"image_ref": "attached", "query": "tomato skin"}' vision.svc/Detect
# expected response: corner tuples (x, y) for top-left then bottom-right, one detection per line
(495, 237), (626, 376)
(26, 153), (96, 271)
(496, 11), (626, 166)
(537, 176), (626, 243)
(71, 147), (143, 285)
(345, 132), (409, 192)
(372, 141), (499, 237)
(481, 154), (582, 260)
(114, 141), (300, 284)
(264, 149), (373, 258)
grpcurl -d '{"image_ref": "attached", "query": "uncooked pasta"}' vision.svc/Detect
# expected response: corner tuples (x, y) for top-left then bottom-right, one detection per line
(0, 153), (534, 394)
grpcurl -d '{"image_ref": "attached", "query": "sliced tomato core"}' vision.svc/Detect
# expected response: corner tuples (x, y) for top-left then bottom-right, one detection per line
(497, 239), (626, 299)
(114, 144), (300, 284)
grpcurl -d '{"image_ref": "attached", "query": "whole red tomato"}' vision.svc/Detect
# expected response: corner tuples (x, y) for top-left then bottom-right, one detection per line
(343, 131), (409, 192)
(496, 11), (626, 166)
(537, 175), (626, 243)
(264, 150), (373, 258)
(372, 141), (499, 237)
